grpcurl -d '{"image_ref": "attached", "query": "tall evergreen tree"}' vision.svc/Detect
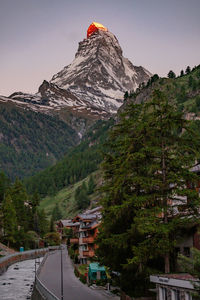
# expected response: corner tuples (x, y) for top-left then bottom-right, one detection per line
(37, 209), (49, 237)
(75, 183), (90, 210)
(2, 194), (18, 246)
(51, 203), (62, 221)
(9, 178), (29, 231)
(168, 70), (176, 78)
(97, 90), (200, 296)
(0, 171), (10, 204)
(186, 66), (191, 74)
(88, 175), (96, 195)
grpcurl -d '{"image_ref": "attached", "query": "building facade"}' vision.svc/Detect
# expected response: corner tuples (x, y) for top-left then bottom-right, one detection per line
(150, 274), (199, 300)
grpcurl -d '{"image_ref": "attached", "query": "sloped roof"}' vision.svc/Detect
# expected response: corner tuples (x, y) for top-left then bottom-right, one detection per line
(59, 219), (73, 227)
(89, 262), (105, 272)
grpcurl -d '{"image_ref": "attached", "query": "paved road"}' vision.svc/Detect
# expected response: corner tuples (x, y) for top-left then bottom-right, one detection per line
(38, 248), (119, 300)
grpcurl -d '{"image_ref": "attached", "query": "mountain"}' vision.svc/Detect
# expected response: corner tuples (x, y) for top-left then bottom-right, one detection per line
(50, 23), (151, 114)
(0, 22), (151, 179)
(0, 97), (79, 180)
(8, 22), (151, 119)
(24, 118), (114, 196)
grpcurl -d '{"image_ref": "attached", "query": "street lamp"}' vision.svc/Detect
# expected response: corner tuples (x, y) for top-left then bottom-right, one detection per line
(60, 245), (64, 300)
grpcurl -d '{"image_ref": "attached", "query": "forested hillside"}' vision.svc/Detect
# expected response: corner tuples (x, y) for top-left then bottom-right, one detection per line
(24, 119), (114, 197)
(0, 102), (79, 179)
(124, 65), (200, 112)
(39, 170), (102, 219)
(24, 65), (200, 218)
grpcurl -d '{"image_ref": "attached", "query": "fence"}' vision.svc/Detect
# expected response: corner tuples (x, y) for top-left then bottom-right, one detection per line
(34, 250), (60, 300)
(35, 275), (60, 300)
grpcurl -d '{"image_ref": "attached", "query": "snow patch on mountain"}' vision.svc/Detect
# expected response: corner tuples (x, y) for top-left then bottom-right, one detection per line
(50, 29), (151, 113)
(4, 27), (151, 119)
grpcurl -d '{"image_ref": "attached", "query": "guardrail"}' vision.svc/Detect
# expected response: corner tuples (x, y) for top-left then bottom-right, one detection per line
(35, 250), (60, 300)
(35, 275), (60, 300)
(0, 246), (60, 275)
(0, 248), (45, 275)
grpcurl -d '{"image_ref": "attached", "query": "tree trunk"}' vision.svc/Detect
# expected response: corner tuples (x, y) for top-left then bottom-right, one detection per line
(162, 139), (170, 273)
(165, 253), (170, 273)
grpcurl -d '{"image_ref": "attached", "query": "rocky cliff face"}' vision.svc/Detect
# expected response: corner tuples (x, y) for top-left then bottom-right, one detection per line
(8, 25), (151, 119)
(50, 29), (151, 114)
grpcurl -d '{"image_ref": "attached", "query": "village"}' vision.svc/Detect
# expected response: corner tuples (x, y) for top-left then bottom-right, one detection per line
(56, 172), (200, 300)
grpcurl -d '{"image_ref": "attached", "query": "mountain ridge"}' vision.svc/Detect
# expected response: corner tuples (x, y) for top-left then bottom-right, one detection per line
(0, 23), (152, 179)
(6, 25), (151, 120)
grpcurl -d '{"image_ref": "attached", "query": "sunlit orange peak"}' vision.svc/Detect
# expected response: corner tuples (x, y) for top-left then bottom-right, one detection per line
(87, 22), (108, 38)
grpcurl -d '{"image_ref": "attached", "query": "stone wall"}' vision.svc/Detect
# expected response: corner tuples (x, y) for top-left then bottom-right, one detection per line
(0, 248), (48, 275)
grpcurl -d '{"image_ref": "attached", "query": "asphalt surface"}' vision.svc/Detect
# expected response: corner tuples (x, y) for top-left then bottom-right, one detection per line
(38, 248), (119, 300)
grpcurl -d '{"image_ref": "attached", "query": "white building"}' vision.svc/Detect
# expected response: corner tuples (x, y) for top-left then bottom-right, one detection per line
(150, 274), (199, 300)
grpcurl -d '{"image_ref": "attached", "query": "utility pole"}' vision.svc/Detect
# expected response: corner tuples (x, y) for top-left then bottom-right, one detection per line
(34, 256), (36, 282)
(61, 245), (64, 300)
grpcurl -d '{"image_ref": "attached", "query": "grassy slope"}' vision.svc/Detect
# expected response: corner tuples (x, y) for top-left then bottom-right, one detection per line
(40, 170), (103, 219)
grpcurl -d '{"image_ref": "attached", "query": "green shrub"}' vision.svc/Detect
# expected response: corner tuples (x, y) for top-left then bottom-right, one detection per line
(74, 267), (79, 278)
(79, 274), (87, 284)
(96, 279), (107, 286)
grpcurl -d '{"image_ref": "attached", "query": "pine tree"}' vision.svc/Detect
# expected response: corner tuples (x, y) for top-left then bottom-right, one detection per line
(75, 183), (90, 210)
(0, 171), (10, 204)
(2, 194), (18, 246)
(124, 91), (129, 100)
(88, 175), (96, 194)
(0, 171), (10, 234)
(97, 90), (200, 296)
(51, 203), (62, 221)
(168, 70), (176, 78)
(186, 66), (191, 74)
(178, 248), (200, 298)
(9, 178), (29, 231)
(37, 209), (49, 237)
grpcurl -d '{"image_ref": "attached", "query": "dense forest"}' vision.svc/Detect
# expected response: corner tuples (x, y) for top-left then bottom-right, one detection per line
(0, 103), (79, 180)
(97, 88), (200, 297)
(0, 172), (51, 250)
(24, 118), (114, 197)
(125, 65), (200, 113)
(24, 65), (200, 216)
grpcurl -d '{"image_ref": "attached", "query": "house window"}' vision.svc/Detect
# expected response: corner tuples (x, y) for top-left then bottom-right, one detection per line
(185, 292), (192, 300)
(175, 247), (180, 255)
(159, 287), (167, 300)
(172, 290), (180, 300)
(183, 247), (190, 257)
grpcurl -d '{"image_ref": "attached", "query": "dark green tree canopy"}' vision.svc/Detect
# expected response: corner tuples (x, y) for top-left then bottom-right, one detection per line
(97, 89), (200, 296)
(168, 70), (176, 78)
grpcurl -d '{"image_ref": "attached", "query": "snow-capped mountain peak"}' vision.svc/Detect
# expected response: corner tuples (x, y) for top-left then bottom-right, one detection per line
(7, 23), (151, 118)
(50, 25), (151, 113)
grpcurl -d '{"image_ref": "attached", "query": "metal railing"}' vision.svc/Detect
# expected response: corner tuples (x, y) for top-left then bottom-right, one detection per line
(35, 249), (60, 300)
(0, 246), (60, 265)
(35, 275), (60, 300)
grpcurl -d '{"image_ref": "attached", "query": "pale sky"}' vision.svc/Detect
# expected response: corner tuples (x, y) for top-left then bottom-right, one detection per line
(0, 0), (200, 96)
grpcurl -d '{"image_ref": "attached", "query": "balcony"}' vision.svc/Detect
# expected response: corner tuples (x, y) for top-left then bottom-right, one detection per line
(70, 238), (79, 244)
(82, 236), (95, 243)
(83, 250), (95, 257)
